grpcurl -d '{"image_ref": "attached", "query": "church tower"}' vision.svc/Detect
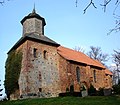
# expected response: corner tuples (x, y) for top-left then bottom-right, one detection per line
(8, 8), (60, 100)
(21, 7), (46, 36)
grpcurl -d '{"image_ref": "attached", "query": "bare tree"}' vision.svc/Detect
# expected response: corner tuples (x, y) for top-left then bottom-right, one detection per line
(0, 80), (3, 96)
(109, 65), (118, 85)
(112, 69), (118, 85)
(113, 50), (120, 65)
(112, 50), (120, 83)
(87, 46), (109, 64)
(74, 46), (85, 53)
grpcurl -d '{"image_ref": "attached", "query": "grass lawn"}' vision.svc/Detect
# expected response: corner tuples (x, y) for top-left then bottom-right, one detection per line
(0, 96), (120, 105)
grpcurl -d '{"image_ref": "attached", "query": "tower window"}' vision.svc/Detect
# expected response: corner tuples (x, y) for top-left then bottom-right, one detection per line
(43, 50), (47, 59)
(33, 48), (37, 58)
(76, 67), (80, 83)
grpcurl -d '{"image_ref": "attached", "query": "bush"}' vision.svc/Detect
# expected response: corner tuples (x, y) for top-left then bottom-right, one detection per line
(88, 84), (96, 96)
(4, 50), (22, 99)
(81, 86), (86, 91)
(112, 84), (120, 95)
(97, 88), (104, 96)
(66, 87), (69, 92)
(70, 85), (74, 93)
(59, 92), (81, 97)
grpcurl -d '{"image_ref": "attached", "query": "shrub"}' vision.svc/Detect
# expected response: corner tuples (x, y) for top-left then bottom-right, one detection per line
(4, 50), (22, 99)
(112, 84), (120, 95)
(81, 86), (86, 91)
(66, 87), (69, 92)
(70, 85), (74, 93)
(88, 84), (96, 96)
(97, 88), (104, 96)
(59, 92), (81, 97)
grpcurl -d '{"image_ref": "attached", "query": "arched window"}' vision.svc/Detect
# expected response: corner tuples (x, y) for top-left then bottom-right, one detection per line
(93, 70), (96, 82)
(43, 50), (47, 59)
(33, 48), (37, 58)
(76, 67), (80, 82)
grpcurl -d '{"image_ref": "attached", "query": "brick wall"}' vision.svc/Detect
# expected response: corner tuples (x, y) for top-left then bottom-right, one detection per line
(58, 57), (107, 93)
(104, 75), (112, 89)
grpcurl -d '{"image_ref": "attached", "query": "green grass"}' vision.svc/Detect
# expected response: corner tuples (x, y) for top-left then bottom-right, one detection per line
(0, 96), (120, 105)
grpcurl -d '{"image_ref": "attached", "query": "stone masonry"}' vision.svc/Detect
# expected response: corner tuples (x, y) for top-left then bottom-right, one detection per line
(19, 40), (61, 98)
(8, 8), (113, 100)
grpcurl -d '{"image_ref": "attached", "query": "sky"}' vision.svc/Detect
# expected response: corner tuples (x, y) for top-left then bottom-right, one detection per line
(0, 0), (120, 98)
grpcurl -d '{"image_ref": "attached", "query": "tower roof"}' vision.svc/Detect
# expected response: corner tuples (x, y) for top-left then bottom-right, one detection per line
(8, 33), (60, 54)
(21, 8), (46, 26)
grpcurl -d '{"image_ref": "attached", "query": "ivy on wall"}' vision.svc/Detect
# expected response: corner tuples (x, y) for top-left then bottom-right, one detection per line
(4, 50), (22, 99)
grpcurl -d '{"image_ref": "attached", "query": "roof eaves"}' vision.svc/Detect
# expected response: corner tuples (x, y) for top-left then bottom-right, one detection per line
(91, 59), (106, 69)
(8, 34), (60, 54)
(26, 34), (60, 47)
(57, 46), (105, 69)
(105, 69), (113, 76)
(7, 37), (26, 54)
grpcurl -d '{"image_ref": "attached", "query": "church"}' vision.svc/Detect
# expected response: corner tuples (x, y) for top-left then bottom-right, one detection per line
(8, 8), (113, 100)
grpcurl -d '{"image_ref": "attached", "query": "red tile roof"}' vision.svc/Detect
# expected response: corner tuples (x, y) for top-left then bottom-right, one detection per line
(105, 69), (113, 75)
(57, 46), (105, 69)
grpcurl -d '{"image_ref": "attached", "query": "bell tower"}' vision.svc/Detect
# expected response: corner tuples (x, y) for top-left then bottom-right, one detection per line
(21, 7), (46, 36)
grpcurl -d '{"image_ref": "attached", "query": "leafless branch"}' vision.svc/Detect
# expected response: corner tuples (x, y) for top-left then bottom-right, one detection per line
(83, 0), (97, 14)
(100, 0), (111, 12)
(106, 1), (120, 35)
(0, 0), (10, 5)
(107, 20), (120, 35)
(0, 0), (4, 5)
(112, 50), (120, 66)
(113, 1), (120, 17)
(115, 0), (119, 5)
(108, 1), (120, 35)
(75, 0), (78, 7)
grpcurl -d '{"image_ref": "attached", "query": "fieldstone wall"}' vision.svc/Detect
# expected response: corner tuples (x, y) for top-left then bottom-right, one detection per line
(19, 40), (61, 98)
(18, 41), (30, 97)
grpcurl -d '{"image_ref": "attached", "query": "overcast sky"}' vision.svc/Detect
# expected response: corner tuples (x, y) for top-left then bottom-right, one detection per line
(0, 0), (120, 98)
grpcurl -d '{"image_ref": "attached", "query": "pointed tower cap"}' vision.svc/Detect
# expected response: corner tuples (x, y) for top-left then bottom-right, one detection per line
(21, 7), (46, 26)
(32, 3), (36, 13)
